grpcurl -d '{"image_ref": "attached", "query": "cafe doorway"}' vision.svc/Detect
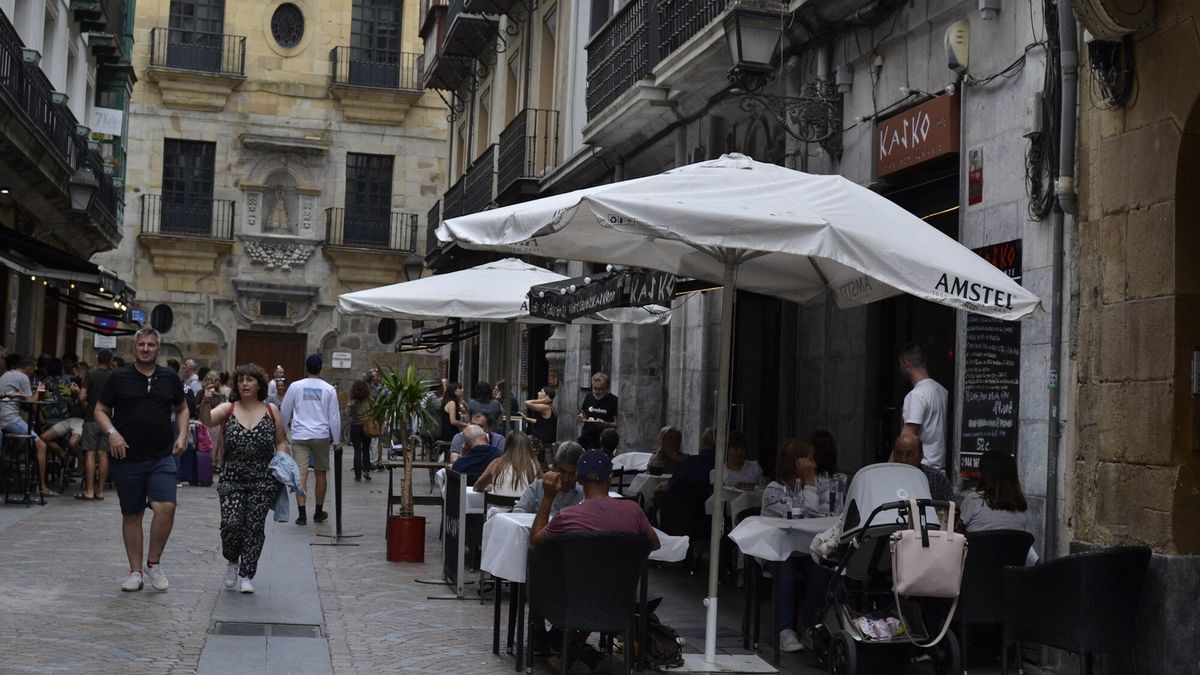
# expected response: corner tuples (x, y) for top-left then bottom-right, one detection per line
(235, 330), (307, 385)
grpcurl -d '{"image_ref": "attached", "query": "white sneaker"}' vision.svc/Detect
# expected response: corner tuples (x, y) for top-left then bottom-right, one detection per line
(779, 629), (804, 653)
(145, 563), (169, 591)
(239, 576), (254, 594)
(120, 571), (144, 592)
(223, 563), (239, 590)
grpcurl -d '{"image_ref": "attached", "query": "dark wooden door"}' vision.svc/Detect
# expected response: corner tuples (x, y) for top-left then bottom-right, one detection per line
(235, 330), (307, 386)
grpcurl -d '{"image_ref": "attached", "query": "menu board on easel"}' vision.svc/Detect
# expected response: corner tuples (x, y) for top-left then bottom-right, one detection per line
(959, 239), (1023, 480)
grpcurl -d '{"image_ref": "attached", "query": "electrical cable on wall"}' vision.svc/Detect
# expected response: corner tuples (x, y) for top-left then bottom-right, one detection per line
(1086, 36), (1136, 109)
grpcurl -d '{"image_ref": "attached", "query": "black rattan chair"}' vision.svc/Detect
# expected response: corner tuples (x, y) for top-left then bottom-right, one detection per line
(1002, 545), (1151, 675)
(528, 531), (652, 674)
(955, 529), (1034, 673)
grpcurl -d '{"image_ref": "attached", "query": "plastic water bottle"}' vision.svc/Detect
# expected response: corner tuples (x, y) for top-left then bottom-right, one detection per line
(829, 488), (838, 516)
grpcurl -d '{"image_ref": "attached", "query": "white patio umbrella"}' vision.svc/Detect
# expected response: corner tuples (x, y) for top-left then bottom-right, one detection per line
(338, 257), (668, 325)
(437, 153), (1041, 667)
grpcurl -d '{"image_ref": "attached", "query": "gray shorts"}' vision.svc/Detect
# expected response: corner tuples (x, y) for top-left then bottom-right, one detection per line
(292, 438), (331, 471)
(81, 421), (111, 453)
(49, 418), (84, 439)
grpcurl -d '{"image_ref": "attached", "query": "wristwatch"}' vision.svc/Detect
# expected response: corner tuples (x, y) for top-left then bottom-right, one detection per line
(106, 428), (117, 436)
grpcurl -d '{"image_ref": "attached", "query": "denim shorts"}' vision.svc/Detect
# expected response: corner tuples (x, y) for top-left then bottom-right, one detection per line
(110, 455), (178, 515)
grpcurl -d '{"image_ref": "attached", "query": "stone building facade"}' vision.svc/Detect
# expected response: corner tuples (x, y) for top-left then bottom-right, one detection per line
(92, 0), (447, 386)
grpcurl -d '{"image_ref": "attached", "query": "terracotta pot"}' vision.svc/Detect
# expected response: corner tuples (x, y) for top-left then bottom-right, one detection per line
(386, 515), (425, 562)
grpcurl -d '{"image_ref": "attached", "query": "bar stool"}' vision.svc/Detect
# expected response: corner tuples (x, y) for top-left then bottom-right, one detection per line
(2, 433), (44, 506)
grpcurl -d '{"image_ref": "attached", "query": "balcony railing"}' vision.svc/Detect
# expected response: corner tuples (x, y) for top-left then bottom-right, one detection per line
(325, 207), (420, 251)
(331, 47), (422, 90)
(586, 0), (728, 120)
(464, 144), (496, 214)
(425, 200), (441, 257)
(443, 176), (466, 222)
(140, 194), (235, 239)
(586, 0), (654, 120)
(149, 27), (246, 76)
(497, 108), (559, 198)
(0, 13), (80, 170)
(79, 142), (118, 219)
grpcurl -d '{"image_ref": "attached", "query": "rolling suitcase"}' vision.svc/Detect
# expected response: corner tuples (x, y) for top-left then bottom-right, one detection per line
(194, 447), (213, 487)
(178, 425), (198, 485)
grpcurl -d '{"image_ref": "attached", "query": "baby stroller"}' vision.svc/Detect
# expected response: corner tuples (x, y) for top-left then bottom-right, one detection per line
(809, 463), (962, 674)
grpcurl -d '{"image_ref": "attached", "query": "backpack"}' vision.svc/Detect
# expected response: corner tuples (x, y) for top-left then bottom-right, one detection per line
(635, 600), (684, 671)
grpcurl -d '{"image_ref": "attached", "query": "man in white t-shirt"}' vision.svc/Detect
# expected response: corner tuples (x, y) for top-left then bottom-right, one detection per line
(898, 342), (948, 471)
(281, 354), (341, 526)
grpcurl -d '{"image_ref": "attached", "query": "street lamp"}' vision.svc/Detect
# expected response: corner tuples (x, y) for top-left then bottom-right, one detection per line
(722, 1), (844, 158)
(68, 166), (98, 213)
(403, 251), (424, 282)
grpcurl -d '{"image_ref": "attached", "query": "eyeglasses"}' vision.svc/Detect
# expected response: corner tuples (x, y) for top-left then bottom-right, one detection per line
(146, 376), (156, 396)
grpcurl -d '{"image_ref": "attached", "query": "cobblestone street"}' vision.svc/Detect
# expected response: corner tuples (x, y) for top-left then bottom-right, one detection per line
(1, 456), (987, 674)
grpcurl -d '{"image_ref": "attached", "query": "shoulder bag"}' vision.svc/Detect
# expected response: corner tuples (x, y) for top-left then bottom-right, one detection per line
(890, 497), (968, 647)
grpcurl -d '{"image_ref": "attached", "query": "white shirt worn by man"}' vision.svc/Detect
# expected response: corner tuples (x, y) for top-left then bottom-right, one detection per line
(281, 377), (342, 442)
(903, 377), (948, 470)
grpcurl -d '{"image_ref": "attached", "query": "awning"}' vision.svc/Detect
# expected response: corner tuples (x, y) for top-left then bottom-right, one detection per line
(0, 225), (134, 299)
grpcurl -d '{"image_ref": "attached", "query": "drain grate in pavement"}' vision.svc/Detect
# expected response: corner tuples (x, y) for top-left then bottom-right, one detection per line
(210, 621), (325, 638)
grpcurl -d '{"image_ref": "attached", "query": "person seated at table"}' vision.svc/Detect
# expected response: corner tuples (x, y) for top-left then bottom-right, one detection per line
(599, 428), (620, 458)
(890, 432), (953, 502)
(474, 429), (543, 498)
(758, 438), (833, 652)
(0, 356), (55, 496)
(448, 412), (505, 463)
(647, 425), (684, 475)
(806, 430), (849, 516)
(531, 449), (661, 669)
(514, 442), (584, 516)
(450, 425), (503, 483)
(958, 449), (1032, 533)
(667, 429), (732, 492)
(709, 430), (763, 489)
(38, 357), (84, 477)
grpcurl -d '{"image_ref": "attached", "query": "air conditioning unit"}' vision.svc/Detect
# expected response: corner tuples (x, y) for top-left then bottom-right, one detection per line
(1073, 0), (1154, 40)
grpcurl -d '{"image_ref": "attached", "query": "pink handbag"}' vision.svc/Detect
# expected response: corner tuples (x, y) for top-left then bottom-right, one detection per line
(890, 497), (967, 646)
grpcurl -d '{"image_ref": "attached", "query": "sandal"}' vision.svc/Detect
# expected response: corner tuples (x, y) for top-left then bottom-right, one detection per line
(94, 495), (105, 500)
(39, 488), (59, 497)
(74, 493), (95, 500)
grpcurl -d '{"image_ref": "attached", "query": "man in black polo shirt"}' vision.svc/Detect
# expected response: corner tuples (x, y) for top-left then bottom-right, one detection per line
(576, 372), (617, 450)
(94, 327), (189, 593)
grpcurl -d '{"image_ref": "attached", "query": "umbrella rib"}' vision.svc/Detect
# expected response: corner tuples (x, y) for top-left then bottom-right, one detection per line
(808, 256), (831, 288)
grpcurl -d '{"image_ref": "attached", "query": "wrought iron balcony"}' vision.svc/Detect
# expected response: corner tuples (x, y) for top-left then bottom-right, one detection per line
(0, 14), (80, 170)
(325, 207), (420, 251)
(464, 144), (496, 215)
(331, 47), (422, 90)
(71, 0), (127, 62)
(497, 108), (558, 201)
(442, 176), (466, 222)
(425, 200), (441, 257)
(140, 194), (235, 239)
(149, 27), (246, 76)
(586, 0), (728, 120)
(443, 0), (498, 58)
(420, 0), (449, 36)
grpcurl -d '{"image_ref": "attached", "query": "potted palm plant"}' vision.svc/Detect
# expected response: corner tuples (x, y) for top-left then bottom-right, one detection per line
(368, 363), (438, 562)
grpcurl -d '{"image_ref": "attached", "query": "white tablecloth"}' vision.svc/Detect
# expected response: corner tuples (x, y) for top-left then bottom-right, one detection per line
(624, 473), (670, 503)
(481, 512), (689, 583)
(612, 452), (652, 472)
(435, 468), (485, 514)
(704, 487), (764, 522)
(728, 515), (840, 562)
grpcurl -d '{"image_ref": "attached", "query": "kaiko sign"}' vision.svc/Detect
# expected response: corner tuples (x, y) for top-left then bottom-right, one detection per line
(527, 268), (676, 323)
(876, 93), (960, 177)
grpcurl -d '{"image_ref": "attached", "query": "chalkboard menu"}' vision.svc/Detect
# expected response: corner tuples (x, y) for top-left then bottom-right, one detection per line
(959, 239), (1023, 479)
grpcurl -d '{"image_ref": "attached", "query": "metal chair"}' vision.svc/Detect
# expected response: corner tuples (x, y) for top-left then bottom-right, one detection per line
(1003, 545), (1151, 675)
(955, 529), (1034, 673)
(528, 532), (652, 674)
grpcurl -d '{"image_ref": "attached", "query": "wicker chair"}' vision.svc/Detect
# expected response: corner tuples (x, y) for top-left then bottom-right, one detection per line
(1002, 545), (1151, 675)
(955, 529), (1034, 673)
(528, 531), (652, 675)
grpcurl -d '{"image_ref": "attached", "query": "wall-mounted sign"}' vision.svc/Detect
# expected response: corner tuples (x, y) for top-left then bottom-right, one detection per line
(94, 315), (117, 335)
(331, 351), (352, 369)
(129, 308), (146, 324)
(89, 107), (124, 136)
(959, 239), (1022, 480)
(877, 93), (960, 177)
(528, 269), (676, 323)
(93, 333), (117, 349)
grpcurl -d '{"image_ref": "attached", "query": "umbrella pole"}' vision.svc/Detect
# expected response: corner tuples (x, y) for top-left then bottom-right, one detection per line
(703, 260), (737, 665)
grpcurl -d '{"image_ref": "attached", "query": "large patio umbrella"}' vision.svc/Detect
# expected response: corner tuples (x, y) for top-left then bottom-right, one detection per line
(437, 153), (1041, 667)
(338, 257), (668, 325)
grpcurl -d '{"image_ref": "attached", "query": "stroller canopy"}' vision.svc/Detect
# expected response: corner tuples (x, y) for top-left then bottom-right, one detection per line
(840, 463), (935, 540)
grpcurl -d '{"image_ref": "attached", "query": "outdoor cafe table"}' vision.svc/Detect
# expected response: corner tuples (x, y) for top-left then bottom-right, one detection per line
(705, 486), (765, 524)
(611, 452), (652, 472)
(623, 472), (670, 505)
(727, 514), (840, 562)
(481, 511), (690, 668)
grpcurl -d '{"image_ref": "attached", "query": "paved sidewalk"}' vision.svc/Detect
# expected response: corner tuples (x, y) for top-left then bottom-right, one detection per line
(0, 457), (1008, 674)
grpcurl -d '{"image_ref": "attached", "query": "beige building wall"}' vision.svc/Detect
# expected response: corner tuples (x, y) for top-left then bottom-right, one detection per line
(92, 0), (448, 385)
(1072, 0), (1200, 555)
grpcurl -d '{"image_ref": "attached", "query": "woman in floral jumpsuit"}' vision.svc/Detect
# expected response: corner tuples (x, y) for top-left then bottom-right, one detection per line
(197, 363), (289, 593)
